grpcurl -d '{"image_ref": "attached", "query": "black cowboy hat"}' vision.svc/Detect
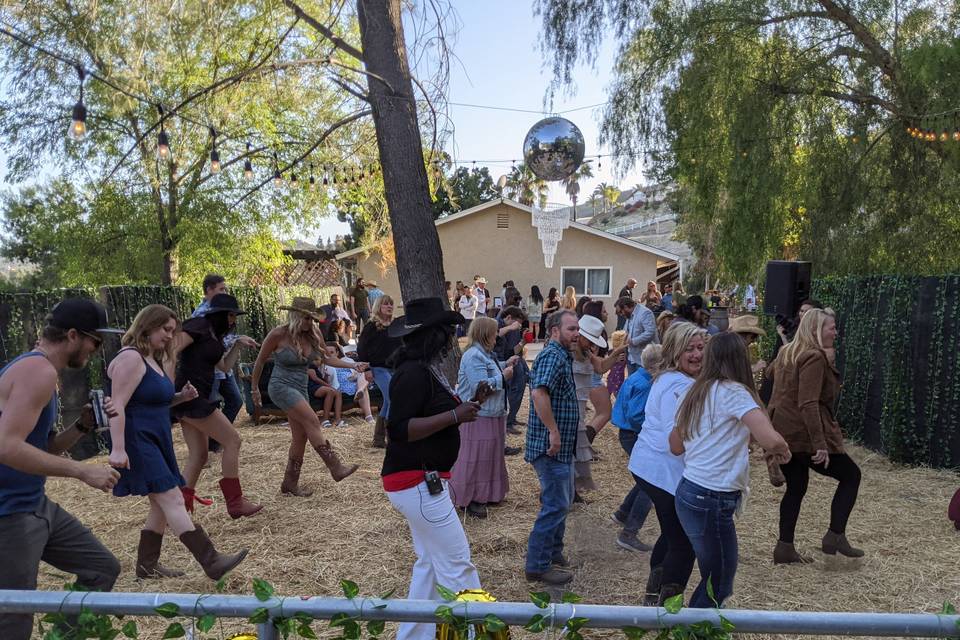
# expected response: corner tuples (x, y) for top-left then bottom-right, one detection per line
(388, 297), (465, 338)
(200, 293), (247, 316)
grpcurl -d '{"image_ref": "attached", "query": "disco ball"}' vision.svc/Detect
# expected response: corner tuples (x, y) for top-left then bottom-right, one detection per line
(522, 116), (585, 181)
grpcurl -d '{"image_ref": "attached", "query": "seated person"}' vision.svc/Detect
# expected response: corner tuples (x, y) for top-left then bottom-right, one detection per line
(326, 318), (351, 347)
(307, 358), (343, 428)
(326, 344), (376, 425)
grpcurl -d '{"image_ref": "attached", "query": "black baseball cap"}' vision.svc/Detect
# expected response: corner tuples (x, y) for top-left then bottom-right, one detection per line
(49, 299), (124, 334)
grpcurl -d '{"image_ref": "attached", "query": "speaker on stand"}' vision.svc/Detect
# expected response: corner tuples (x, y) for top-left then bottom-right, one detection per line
(763, 260), (812, 319)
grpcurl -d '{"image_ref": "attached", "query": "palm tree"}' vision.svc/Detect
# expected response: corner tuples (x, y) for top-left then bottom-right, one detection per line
(505, 163), (548, 209)
(595, 182), (621, 215)
(561, 162), (594, 220)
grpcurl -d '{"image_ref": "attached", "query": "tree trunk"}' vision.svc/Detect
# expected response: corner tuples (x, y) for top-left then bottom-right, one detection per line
(356, 0), (445, 303)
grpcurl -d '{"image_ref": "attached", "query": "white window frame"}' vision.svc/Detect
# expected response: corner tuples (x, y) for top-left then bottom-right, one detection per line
(560, 266), (613, 297)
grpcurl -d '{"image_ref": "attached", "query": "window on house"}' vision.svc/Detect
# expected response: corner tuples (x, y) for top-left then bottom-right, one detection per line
(496, 212), (509, 229)
(561, 267), (612, 296)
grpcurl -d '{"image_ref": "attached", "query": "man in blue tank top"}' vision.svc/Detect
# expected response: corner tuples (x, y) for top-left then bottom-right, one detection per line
(0, 299), (124, 640)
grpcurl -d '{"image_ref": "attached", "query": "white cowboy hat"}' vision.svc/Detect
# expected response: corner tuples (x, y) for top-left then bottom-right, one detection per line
(578, 315), (607, 349)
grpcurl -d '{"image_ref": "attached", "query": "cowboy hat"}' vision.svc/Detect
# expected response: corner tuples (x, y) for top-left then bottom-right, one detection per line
(388, 297), (465, 338)
(475, 276), (487, 284)
(578, 315), (607, 349)
(278, 296), (325, 321)
(200, 293), (247, 317)
(728, 314), (766, 336)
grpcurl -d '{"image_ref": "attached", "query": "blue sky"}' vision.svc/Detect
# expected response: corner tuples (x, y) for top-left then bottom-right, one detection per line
(310, 0), (644, 242)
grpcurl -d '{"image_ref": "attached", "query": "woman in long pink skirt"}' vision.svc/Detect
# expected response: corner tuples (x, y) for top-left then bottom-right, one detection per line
(450, 317), (519, 518)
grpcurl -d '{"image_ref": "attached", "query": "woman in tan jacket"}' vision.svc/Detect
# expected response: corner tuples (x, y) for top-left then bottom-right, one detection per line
(767, 308), (862, 564)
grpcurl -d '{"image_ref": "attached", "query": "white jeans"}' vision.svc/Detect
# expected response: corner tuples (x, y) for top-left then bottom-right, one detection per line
(386, 480), (482, 640)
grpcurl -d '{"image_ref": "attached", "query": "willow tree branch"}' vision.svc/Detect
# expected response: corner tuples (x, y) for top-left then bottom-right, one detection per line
(231, 109), (373, 208)
(767, 82), (899, 114)
(283, 0), (364, 62)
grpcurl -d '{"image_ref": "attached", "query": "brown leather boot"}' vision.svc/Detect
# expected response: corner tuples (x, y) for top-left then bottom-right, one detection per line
(280, 457), (313, 497)
(178, 525), (249, 580)
(136, 530), (185, 579)
(822, 530), (864, 557)
(315, 442), (359, 482)
(218, 477), (263, 519)
(773, 540), (814, 564)
(372, 416), (387, 448)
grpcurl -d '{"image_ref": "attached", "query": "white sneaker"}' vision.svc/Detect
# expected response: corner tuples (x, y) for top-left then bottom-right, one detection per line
(321, 420), (332, 428)
(335, 420), (347, 428)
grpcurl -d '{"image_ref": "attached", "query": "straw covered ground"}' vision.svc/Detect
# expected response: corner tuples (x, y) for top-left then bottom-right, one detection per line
(39, 396), (960, 639)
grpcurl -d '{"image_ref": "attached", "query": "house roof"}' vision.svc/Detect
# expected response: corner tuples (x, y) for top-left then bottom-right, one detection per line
(335, 198), (682, 262)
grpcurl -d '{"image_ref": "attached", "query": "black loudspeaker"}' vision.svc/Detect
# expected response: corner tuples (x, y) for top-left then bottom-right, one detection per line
(763, 261), (812, 318)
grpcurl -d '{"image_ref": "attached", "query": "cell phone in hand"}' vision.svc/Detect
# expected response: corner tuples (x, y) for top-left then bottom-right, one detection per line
(472, 381), (493, 403)
(89, 389), (109, 430)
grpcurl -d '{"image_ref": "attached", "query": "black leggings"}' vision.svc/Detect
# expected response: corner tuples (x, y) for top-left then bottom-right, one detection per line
(635, 475), (695, 590)
(778, 452), (861, 543)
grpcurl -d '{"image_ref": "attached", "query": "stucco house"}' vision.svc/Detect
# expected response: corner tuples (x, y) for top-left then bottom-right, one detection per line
(335, 198), (681, 332)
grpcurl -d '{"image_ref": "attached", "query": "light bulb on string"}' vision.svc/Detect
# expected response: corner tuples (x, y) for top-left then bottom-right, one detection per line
(156, 105), (171, 159)
(243, 143), (254, 181)
(209, 128), (220, 174)
(68, 66), (87, 141)
(940, 129), (950, 142)
(273, 152), (282, 187)
(290, 172), (298, 186)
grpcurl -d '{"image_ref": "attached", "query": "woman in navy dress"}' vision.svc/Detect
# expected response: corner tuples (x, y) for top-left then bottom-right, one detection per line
(108, 305), (248, 580)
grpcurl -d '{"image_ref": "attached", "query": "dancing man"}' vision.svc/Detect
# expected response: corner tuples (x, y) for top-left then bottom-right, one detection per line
(0, 299), (123, 640)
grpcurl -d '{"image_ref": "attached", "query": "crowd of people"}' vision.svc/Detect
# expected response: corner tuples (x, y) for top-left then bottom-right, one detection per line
(0, 271), (862, 640)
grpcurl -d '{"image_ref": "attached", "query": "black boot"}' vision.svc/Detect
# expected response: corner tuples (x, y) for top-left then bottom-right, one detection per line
(642, 566), (663, 606)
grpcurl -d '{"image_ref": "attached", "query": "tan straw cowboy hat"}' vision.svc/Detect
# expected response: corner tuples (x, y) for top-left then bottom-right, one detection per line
(728, 314), (766, 336)
(278, 296), (325, 321)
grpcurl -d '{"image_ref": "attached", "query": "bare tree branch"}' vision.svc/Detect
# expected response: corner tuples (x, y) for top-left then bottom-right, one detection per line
(767, 81), (899, 114)
(283, 0), (364, 62)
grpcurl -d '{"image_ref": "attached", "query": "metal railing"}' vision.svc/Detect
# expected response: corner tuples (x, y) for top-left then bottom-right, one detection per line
(1, 590), (958, 639)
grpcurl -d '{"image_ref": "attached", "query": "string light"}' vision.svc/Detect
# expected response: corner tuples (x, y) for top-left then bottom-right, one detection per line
(308, 162), (316, 190)
(273, 152), (282, 187)
(290, 171), (298, 186)
(68, 66), (87, 141)
(243, 142), (254, 181)
(156, 106), (170, 160)
(209, 128), (221, 174)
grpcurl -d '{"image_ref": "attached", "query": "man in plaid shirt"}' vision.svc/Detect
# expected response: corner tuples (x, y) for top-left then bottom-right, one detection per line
(524, 309), (580, 585)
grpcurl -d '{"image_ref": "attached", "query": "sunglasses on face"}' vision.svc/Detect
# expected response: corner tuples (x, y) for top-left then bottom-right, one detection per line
(79, 330), (103, 349)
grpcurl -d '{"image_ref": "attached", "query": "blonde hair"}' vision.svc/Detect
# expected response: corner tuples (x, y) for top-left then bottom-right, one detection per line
(609, 329), (627, 350)
(465, 316), (498, 351)
(284, 309), (324, 358)
(372, 294), (395, 328)
(122, 304), (179, 364)
(657, 311), (676, 337)
(561, 286), (577, 309)
(672, 279), (685, 294)
(640, 343), (662, 371)
(778, 308), (834, 368)
(646, 321), (707, 379)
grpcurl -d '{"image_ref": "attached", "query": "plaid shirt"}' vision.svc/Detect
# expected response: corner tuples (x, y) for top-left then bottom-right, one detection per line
(524, 340), (579, 463)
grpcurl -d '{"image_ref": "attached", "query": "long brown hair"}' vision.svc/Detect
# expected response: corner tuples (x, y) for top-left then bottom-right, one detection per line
(675, 332), (760, 441)
(122, 304), (179, 364)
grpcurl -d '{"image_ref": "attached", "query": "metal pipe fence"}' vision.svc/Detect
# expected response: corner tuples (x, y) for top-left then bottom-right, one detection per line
(1, 590), (958, 639)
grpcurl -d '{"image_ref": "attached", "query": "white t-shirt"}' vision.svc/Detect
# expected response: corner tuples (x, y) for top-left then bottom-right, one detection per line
(681, 381), (759, 493)
(458, 295), (479, 319)
(475, 287), (488, 311)
(628, 371), (695, 495)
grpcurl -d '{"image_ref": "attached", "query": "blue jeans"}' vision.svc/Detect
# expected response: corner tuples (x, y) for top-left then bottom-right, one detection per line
(626, 361), (639, 376)
(615, 429), (652, 534)
(506, 358), (528, 427)
(525, 455), (574, 573)
(372, 367), (393, 419)
(675, 478), (741, 608)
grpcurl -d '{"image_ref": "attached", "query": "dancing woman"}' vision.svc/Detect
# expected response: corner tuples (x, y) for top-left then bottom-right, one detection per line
(250, 297), (360, 497)
(108, 305), (248, 579)
(357, 294), (401, 448)
(668, 332), (789, 607)
(541, 287), (561, 340)
(768, 308), (863, 563)
(381, 298), (482, 640)
(628, 322), (706, 605)
(172, 293), (261, 519)
(580, 300), (626, 443)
